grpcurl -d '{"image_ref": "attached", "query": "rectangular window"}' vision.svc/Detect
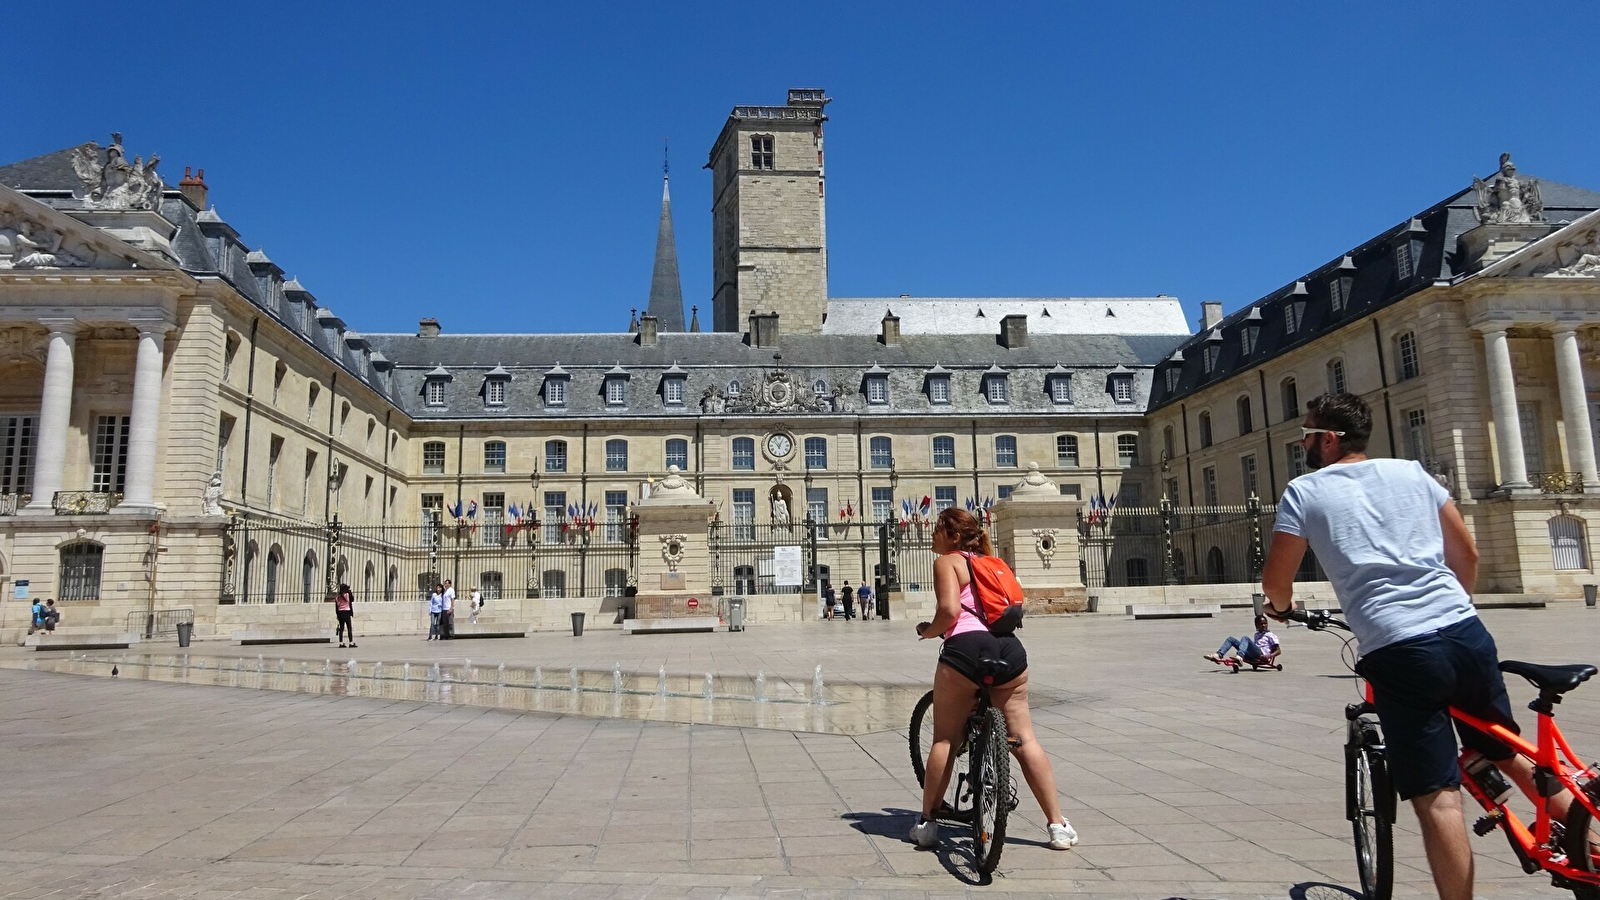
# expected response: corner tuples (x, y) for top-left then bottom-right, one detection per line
(1113, 375), (1134, 403)
(929, 376), (951, 404)
(605, 439), (628, 471)
(1240, 454), (1259, 499)
(1056, 434), (1078, 467)
(91, 414), (132, 493)
(1060, 483), (1082, 499)
(731, 437), (755, 470)
(545, 377), (567, 407)
(420, 492), (444, 526)
(425, 380), (445, 405)
(985, 376), (1009, 403)
(1398, 332), (1420, 381)
(806, 487), (828, 526)
(867, 376), (888, 404)
(1051, 375), (1072, 404)
(1396, 243), (1414, 281)
(1329, 279), (1346, 313)
(543, 491), (567, 542)
(483, 441), (506, 473)
(1116, 434), (1139, 467)
(1241, 326), (1257, 356)
(1519, 402), (1545, 474)
(750, 135), (774, 169)
(1328, 359), (1346, 395)
(605, 490), (628, 543)
(664, 378), (685, 405)
(486, 379), (506, 406)
(804, 437), (827, 469)
(934, 486), (956, 512)
(605, 378), (626, 405)
(1284, 302), (1302, 335)
(932, 435), (956, 468)
(1120, 483), (1141, 506)
(1287, 442), (1307, 478)
(423, 442), (446, 474)
(1203, 345), (1220, 375)
(544, 440), (567, 473)
(665, 438), (689, 471)
(1165, 367), (1181, 393)
(480, 571), (503, 600)
(1166, 477), (1180, 501)
(994, 435), (1018, 468)
(871, 486), (892, 522)
(869, 436), (892, 469)
(482, 492), (505, 546)
(997, 485), (1013, 500)
(1405, 408), (1433, 468)
(1, 415), (36, 494)
(1202, 466), (1218, 505)
(732, 488), (755, 540)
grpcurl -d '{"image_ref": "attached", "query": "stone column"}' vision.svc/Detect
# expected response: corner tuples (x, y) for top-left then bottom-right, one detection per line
(1551, 328), (1600, 489)
(988, 463), (1088, 612)
(23, 318), (79, 512)
(116, 319), (175, 513)
(1480, 324), (1530, 490)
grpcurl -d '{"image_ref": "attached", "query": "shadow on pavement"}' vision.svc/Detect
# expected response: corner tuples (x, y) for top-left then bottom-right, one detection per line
(840, 808), (989, 885)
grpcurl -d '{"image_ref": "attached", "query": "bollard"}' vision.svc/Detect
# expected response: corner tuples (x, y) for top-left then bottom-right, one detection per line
(1586, 584), (1597, 609)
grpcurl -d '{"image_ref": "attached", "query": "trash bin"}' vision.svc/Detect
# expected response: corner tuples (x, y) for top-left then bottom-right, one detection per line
(727, 597), (746, 632)
(1585, 584), (1597, 609)
(1087, 595), (1100, 614)
(1252, 592), (1266, 617)
(877, 594), (889, 620)
(176, 621), (193, 648)
(570, 611), (585, 636)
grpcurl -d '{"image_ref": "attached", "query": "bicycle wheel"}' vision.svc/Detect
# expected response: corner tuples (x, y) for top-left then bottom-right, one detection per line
(1561, 780), (1600, 900)
(1346, 719), (1394, 900)
(909, 690), (971, 821)
(971, 706), (1011, 875)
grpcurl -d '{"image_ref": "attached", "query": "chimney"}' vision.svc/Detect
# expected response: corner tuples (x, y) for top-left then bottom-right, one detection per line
(179, 167), (208, 209)
(749, 311), (780, 349)
(999, 314), (1028, 349)
(1200, 301), (1224, 330)
(880, 309), (901, 346)
(418, 317), (440, 338)
(638, 313), (659, 346)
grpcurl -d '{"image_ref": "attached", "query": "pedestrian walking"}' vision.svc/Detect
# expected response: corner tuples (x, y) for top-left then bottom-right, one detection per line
(841, 580), (856, 620)
(333, 582), (356, 648)
(468, 586), (482, 625)
(27, 598), (45, 636)
(857, 582), (874, 620)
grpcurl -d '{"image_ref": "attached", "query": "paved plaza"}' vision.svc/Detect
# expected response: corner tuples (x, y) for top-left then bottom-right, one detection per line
(2, 606), (1597, 899)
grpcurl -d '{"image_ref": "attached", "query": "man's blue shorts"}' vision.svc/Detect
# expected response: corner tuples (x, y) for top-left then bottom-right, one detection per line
(1355, 616), (1520, 800)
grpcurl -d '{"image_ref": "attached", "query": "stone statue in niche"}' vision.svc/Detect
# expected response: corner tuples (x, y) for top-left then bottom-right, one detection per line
(1474, 153), (1544, 225)
(202, 471), (225, 516)
(771, 494), (790, 526)
(70, 133), (165, 210)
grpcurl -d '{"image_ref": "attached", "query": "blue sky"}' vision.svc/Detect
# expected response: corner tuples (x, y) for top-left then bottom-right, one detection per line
(9, 1), (1598, 336)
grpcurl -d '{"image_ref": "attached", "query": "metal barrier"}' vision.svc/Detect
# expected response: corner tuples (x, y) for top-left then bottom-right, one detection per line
(128, 607), (195, 639)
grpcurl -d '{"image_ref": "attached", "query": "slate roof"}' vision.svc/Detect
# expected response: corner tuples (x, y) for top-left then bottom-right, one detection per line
(824, 297), (1190, 336)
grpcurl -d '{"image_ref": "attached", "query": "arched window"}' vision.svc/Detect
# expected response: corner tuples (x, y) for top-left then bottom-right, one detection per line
(1116, 434), (1139, 467)
(932, 435), (956, 468)
(869, 436), (893, 469)
(1172, 548), (1187, 582)
(994, 435), (1018, 468)
(58, 542), (104, 601)
(603, 568), (627, 598)
(545, 439), (567, 473)
(302, 550), (318, 604)
(813, 379), (828, 397)
(804, 437), (827, 469)
(1236, 396), (1253, 435)
(1281, 377), (1300, 420)
(386, 565), (397, 602)
(1198, 411), (1213, 448)
(223, 331), (240, 380)
(726, 380), (742, 399)
(243, 540), (259, 604)
(1057, 434), (1079, 467)
(1206, 546), (1226, 583)
(266, 546), (282, 604)
(422, 441), (446, 474)
(363, 562), (375, 601)
(1549, 516), (1589, 570)
(1327, 358), (1347, 395)
(605, 439), (628, 472)
(665, 438), (689, 471)
(483, 440), (507, 473)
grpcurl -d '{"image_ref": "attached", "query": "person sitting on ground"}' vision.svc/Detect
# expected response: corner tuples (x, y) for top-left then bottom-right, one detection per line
(43, 599), (59, 633)
(1205, 614), (1280, 666)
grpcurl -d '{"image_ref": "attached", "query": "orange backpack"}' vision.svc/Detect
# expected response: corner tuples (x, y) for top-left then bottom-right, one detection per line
(960, 552), (1026, 635)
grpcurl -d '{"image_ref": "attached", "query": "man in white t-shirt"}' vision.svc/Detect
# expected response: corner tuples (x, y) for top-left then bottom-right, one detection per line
(440, 580), (456, 640)
(1261, 392), (1567, 900)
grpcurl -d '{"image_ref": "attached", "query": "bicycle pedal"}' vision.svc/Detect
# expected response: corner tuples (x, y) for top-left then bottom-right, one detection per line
(1473, 814), (1501, 837)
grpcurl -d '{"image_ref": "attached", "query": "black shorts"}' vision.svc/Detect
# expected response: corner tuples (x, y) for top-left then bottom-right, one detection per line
(939, 631), (1027, 687)
(1356, 616), (1520, 800)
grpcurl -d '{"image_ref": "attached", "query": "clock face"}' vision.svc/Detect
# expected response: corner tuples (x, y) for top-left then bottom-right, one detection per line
(766, 433), (794, 459)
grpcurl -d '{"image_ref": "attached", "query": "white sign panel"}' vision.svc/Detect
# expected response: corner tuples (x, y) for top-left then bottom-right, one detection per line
(771, 546), (803, 586)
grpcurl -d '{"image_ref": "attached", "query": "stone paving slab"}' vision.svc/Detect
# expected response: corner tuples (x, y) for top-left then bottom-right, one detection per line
(1, 607), (1597, 898)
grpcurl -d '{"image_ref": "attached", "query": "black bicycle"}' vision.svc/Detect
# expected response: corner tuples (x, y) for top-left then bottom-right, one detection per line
(908, 659), (1019, 875)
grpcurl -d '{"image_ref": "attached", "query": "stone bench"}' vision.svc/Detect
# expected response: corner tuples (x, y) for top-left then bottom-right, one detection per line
(623, 616), (724, 635)
(29, 632), (139, 651)
(450, 622), (529, 639)
(234, 629), (332, 646)
(1474, 593), (1551, 610)
(1127, 603), (1221, 620)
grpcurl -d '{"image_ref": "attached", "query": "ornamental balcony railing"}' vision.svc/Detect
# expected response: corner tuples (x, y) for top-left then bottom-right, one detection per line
(52, 491), (122, 514)
(1529, 472), (1584, 495)
(0, 493), (28, 515)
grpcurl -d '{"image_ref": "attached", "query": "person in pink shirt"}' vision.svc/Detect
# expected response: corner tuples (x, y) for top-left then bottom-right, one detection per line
(333, 582), (356, 648)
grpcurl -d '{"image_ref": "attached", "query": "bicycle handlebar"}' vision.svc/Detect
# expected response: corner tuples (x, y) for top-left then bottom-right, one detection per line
(1278, 607), (1352, 633)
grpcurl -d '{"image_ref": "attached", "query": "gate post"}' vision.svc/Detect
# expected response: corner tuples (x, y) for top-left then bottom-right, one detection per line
(1160, 497), (1177, 586)
(708, 519), (724, 595)
(876, 522), (893, 594)
(325, 515), (341, 601)
(1247, 493), (1264, 582)
(221, 517), (239, 605)
(803, 517), (819, 593)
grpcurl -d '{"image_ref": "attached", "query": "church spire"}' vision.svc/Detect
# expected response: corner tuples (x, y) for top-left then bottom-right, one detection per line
(646, 144), (686, 332)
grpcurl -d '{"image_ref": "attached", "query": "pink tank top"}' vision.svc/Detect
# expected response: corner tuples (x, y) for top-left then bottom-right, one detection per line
(943, 582), (988, 639)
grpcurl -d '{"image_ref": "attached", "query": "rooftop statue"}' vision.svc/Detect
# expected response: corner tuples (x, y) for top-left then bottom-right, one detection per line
(1474, 153), (1544, 225)
(70, 133), (164, 210)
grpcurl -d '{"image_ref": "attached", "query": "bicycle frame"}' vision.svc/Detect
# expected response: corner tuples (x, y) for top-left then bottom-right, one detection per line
(1450, 702), (1600, 883)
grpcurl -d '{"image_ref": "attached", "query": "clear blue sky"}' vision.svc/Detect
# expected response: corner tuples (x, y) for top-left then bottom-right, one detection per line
(9, 1), (1597, 336)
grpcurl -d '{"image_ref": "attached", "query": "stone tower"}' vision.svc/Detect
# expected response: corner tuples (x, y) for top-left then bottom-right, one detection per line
(706, 88), (830, 335)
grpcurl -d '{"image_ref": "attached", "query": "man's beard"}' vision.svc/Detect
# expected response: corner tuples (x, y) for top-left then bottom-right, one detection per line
(1306, 439), (1327, 470)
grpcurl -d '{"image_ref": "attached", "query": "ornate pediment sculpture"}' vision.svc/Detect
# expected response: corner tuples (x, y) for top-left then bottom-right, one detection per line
(1473, 153), (1544, 225)
(0, 207), (95, 270)
(71, 133), (164, 211)
(1544, 251), (1600, 278)
(721, 370), (829, 415)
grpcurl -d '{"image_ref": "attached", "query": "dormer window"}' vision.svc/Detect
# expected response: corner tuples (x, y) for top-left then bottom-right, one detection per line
(543, 365), (569, 408)
(727, 379), (742, 400)
(1396, 243), (1414, 281)
(1284, 282), (1308, 335)
(661, 364), (687, 406)
(750, 135), (774, 170)
(1241, 307), (1262, 355)
(1165, 367), (1180, 393)
(1330, 255), (1357, 314)
(1047, 366), (1072, 404)
(1398, 218), (1424, 282)
(866, 375), (888, 404)
(604, 365), (629, 406)
(813, 379), (828, 398)
(1111, 373), (1134, 404)
(484, 365), (510, 407)
(982, 366), (1009, 404)
(925, 365), (952, 405)
(423, 366), (451, 406)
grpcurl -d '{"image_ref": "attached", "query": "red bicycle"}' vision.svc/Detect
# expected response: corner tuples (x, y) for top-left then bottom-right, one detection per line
(1294, 608), (1600, 900)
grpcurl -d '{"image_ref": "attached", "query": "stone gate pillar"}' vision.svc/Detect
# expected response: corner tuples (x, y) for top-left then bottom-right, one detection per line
(631, 466), (717, 619)
(989, 463), (1088, 613)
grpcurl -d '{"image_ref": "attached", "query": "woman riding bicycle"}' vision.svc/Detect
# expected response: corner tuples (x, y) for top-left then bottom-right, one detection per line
(911, 507), (1079, 851)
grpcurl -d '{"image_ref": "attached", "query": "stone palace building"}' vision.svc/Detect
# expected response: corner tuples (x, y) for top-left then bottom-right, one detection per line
(2, 90), (1598, 641)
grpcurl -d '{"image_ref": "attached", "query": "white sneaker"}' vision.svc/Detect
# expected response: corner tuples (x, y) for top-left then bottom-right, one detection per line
(910, 818), (939, 848)
(1047, 820), (1079, 849)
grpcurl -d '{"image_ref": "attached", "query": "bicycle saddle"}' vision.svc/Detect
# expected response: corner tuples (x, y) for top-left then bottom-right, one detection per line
(976, 656), (1012, 683)
(1499, 660), (1598, 694)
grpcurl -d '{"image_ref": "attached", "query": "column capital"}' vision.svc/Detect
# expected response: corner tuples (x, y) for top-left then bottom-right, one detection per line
(128, 316), (175, 337)
(37, 317), (80, 335)
(1470, 318), (1517, 336)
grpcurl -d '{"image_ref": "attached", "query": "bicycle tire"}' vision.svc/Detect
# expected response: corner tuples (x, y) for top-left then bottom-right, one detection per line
(972, 706), (1011, 875)
(908, 689), (971, 822)
(1561, 779), (1600, 900)
(1346, 720), (1394, 900)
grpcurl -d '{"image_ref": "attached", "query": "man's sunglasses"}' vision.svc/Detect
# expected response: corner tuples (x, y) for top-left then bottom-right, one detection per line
(1300, 427), (1346, 440)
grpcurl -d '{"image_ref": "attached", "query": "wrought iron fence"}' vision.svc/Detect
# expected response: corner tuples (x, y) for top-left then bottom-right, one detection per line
(1079, 498), (1325, 590)
(222, 514), (638, 604)
(53, 491), (120, 514)
(707, 518), (940, 597)
(0, 492), (26, 516)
